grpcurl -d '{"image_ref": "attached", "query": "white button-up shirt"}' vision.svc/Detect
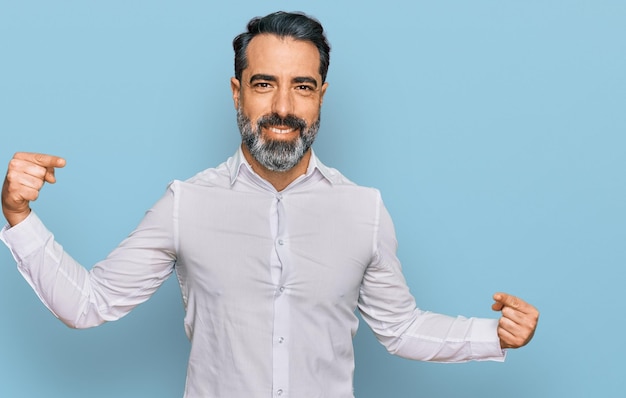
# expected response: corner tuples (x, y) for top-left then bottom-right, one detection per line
(1, 148), (504, 398)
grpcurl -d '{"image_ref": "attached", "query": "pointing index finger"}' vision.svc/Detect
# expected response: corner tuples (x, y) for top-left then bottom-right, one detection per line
(14, 152), (66, 168)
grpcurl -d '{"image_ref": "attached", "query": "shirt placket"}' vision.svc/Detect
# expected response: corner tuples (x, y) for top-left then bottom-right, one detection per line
(272, 193), (290, 397)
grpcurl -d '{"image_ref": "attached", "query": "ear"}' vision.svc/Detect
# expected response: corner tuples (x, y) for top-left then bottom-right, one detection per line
(319, 81), (329, 105)
(230, 77), (241, 109)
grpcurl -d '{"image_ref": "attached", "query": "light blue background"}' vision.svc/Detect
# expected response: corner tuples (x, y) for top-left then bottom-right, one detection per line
(1, 1), (624, 397)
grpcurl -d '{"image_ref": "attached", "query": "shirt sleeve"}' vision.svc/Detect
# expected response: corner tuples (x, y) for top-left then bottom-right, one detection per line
(357, 198), (505, 363)
(0, 186), (177, 329)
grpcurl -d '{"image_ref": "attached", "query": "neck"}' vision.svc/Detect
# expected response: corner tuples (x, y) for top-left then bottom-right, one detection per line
(241, 144), (312, 192)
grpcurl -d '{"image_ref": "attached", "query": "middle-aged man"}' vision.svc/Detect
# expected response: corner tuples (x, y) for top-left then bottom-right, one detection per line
(1, 11), (538, 398)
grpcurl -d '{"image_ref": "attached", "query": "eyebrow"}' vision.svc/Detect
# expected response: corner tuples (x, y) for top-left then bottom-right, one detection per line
(249, 74), (277, 84)
(293, 76), (318, 88)
(249, 74), (318, 88)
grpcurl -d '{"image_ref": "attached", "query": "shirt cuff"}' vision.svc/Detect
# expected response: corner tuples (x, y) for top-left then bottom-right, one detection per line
(469, 317), (507, 361)
(0, 211), (52, 264)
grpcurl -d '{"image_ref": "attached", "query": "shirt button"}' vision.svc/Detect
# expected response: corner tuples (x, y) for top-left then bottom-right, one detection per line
(278, 337), (285, 344)
(278, 239), (284, 245)
(279, 286), (285, 293)
(276, 389), (284, 396)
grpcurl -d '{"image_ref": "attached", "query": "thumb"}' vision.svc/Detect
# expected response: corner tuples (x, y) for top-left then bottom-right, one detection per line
(44, 166), (59, 184)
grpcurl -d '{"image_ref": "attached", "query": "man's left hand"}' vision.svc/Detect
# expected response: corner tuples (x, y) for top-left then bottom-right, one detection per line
(492, 292), (539, 349)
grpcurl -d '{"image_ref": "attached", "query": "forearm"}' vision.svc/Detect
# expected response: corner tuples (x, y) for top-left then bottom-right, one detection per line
(1, 212), (105, 328)
(374, 309), (505, 362)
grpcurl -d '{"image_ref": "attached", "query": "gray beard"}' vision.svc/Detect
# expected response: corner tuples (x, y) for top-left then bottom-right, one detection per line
(237, 107), (320, 172)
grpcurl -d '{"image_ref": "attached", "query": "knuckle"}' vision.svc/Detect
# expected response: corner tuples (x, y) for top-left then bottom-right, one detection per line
(8, 158), (20, 170)
(10, 192), (22, 202)
(12, 152), (30, 162)
(5, 169), (19, 183)
(509, 296), (520, 309)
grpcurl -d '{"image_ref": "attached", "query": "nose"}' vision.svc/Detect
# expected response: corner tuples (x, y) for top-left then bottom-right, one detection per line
(271, 87), (293, 118)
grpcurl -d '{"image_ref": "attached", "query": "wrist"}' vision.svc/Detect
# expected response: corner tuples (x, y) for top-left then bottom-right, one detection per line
(3, 208), (31, 227)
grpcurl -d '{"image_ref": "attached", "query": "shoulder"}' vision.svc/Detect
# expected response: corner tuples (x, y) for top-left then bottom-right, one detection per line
(184, 163), (231, 187)
(314, 155), (378, 192)
(318, 163), (381, 198)
(313, 165), (383, 211)
(173, 155), (235, 189)
(156, 161), (231, 201)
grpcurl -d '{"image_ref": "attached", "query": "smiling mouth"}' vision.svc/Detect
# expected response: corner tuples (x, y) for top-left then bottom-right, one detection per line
(265, 125), (298, 135)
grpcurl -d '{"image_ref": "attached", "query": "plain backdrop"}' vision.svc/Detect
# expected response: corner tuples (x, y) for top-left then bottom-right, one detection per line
(1, 1), (624, 397)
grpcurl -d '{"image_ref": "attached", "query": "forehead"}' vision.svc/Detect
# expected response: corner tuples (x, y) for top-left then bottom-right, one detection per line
(244, 34), (321, 80)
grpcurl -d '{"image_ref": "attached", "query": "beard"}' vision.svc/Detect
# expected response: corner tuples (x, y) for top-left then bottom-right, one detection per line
(237, 107), (320, 172)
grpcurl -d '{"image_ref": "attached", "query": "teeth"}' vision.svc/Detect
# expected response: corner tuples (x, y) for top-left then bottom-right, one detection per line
(268, 127), (295, 134)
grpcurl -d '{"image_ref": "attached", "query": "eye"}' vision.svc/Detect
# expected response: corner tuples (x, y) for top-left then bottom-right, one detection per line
(295, 84), (316, 96)
(250, 81), (275, 93)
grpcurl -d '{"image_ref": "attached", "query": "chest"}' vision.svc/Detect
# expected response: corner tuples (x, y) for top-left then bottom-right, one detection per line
(175, 186), (377, 306)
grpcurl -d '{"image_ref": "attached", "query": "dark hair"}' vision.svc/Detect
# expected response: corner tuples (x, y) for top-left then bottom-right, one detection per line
(233, 11), (331, 83)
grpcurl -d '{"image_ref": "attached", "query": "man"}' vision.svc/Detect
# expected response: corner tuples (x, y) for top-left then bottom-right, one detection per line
(1, 11), (538, 398)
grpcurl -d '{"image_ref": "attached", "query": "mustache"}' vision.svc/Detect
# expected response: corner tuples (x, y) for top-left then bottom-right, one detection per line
(257, 113), (307, 131)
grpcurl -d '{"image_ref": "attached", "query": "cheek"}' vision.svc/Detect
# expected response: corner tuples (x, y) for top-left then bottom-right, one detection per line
(302, 106), (322, 125)
(240, 98), (271, 121)
(294, 99), (322, 121)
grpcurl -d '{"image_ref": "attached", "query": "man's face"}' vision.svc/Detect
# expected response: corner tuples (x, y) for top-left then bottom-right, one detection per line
(231, 34), (328, 172)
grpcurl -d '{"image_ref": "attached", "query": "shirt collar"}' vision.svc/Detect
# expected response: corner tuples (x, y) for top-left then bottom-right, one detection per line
(227, 145), (340, 187)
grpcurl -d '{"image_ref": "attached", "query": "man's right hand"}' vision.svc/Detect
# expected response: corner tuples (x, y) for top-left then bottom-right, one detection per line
(2, 152), (66, 227)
